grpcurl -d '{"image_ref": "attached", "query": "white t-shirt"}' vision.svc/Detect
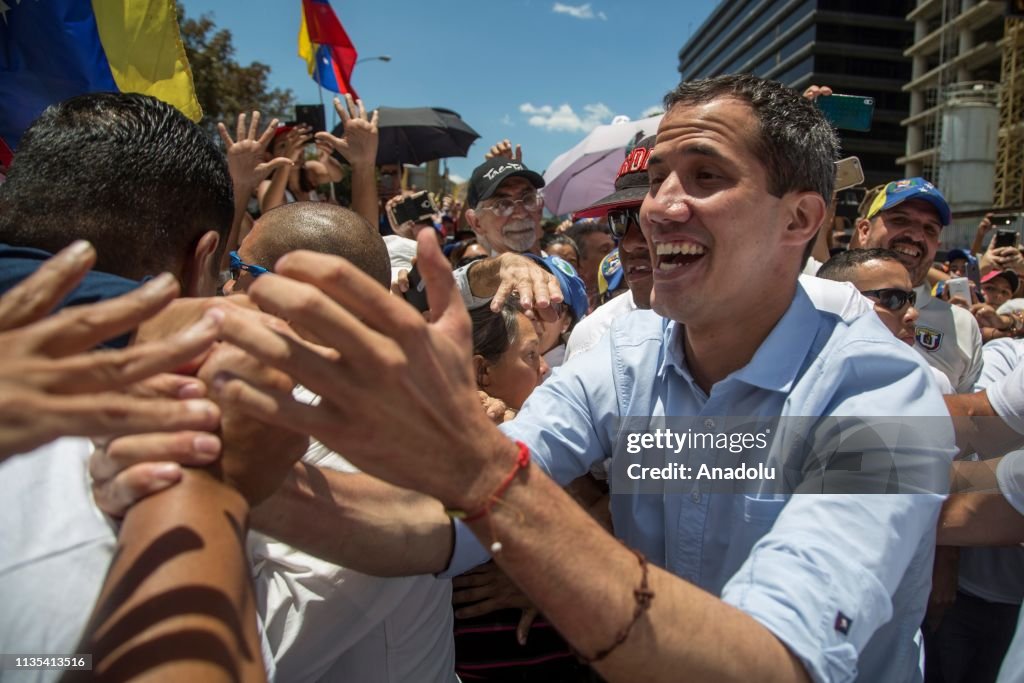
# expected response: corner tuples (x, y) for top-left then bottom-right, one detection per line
(384, 235), (417, 286)
(995, 453), (1024, 682)
(565, 290), (637, 361)
(252, 387), (457, 682)
(980, 339), (1024, 435)
(912, 284), (984, 393)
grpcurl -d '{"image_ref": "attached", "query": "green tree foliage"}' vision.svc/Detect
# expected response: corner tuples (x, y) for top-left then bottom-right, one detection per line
(177, 3), (295, 135)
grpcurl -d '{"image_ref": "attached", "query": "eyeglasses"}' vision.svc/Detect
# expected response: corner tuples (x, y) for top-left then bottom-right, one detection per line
(477, 192), (543, 217)
(229, 251), (270, 279)
(861, 288), (916, 311)
(607, 207), (640, 238)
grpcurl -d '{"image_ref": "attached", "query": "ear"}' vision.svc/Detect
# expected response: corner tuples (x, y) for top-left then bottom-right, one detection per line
(780, 191), (827, 249)
(465, 208), (480, 232)
(182, 230), (221, 297)
(472, 354), (490, 388)
(855, 217), (872, 245)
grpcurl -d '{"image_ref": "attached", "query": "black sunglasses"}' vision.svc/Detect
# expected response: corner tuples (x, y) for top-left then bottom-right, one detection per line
(607, 207), (640, 238)
(861, 288), (916, 311)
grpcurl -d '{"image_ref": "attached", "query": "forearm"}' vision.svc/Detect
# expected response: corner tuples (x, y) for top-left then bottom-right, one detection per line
(349, 163), (379, 229)
(971, 231), (986, 255)
(223, 184), (256, 271)
(945, 391), (1024, 458)
(76, 470), (263, 682)
(250, 463), (453, 576)
(939, 491), (1024, 546)
(259, 168), (290, 214)
(472, 460), (809, 683)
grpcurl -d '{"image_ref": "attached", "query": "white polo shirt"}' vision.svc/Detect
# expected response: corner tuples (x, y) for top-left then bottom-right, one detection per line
(912, 284), (983, 393)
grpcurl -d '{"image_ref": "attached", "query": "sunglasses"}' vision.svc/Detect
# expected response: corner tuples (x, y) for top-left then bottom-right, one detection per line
(861, 288), (916, 311)
(229, 251), (270, 279)
(607, 207), (640, 238)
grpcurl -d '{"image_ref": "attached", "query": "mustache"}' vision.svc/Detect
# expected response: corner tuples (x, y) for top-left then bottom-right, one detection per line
(891, 237), (926, 253)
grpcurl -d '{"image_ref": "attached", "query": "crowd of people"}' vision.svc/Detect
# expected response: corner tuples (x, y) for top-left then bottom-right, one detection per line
(3, 74), (1024, 683)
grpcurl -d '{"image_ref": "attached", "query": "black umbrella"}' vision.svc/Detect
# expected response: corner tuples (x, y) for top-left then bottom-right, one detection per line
(332, 106), (480, 166)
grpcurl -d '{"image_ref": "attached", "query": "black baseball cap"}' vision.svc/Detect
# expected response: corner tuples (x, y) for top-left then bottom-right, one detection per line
(466, 158), (545, 209)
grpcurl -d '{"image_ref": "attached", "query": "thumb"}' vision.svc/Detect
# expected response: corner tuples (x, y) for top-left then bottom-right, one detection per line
(255, 157), (294, 175)
(314, 131), (343, 148)
(516, 608), (538, 645)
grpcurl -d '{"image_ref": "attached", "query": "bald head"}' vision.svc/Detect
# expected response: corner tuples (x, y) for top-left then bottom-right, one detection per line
(243, 203), (390, 288)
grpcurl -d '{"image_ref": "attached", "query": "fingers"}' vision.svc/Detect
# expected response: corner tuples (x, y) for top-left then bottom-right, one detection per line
(0, 240), (95, 331)
(235, 112), (246, 144)
(90, 431), (221, 483)
(208, 369), (329, 439)
(516, 608), (539, 645)
(334, 96), (352, 122)
(453, 597), (503, 619)
(217, 122), (235, 149)
(391, 269), (410, 295)
(11, 392), (221, 453)
(415, 230), (460, 324)
(127, 373), (206, 400)
(213, 306), (344, 402)
(257, 117), (280, 148)
(255, 157), (294, 175)
(270, 252), (417, 347)
(247, 110), (260, 140)
(355, 96), (366, 119)
(92, 461), (184, 518)
(41, 308), (223, 394)
(8, 272), (181, 357)
(514, 144), (522, 162)
(369, 108), (379, 129)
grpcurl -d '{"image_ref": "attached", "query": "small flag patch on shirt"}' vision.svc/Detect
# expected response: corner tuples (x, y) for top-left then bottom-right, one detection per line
(834, 611), (852, 635)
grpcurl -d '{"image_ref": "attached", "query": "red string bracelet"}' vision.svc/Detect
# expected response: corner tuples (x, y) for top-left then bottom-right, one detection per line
(446, 440), (531, 550)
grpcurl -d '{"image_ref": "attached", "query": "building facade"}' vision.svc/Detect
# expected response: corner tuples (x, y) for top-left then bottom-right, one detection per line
(677, 0), (915, 188)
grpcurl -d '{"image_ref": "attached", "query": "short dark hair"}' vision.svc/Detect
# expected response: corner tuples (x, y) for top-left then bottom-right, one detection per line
(0, 93), (233, 281)
(563, 222), (610, 260)
(663, 74), (839, 202)
(471, 300), (521, 366)
(817, 248), (904, 283)
(539, 233), (580, 261)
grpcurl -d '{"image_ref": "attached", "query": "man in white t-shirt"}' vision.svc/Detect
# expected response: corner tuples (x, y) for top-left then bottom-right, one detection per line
(857, 178), (983, 392)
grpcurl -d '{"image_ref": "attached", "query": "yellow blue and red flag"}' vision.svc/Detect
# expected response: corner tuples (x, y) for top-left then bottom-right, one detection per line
(0, 0), (201, 152)
(297, 0), (358, 98)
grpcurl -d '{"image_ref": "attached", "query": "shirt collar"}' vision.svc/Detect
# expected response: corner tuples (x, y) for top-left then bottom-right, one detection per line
(658, 284), (820, 394)
(915, 283), (935, 308)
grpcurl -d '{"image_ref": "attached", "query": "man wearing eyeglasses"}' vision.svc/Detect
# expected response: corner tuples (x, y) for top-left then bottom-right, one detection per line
(857, 179), (983, 393)
(464, 158), (546, 257)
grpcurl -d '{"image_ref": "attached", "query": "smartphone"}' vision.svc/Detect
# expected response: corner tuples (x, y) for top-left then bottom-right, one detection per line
(294, 104), (326, 132)
(816, 94), (875, 132)
(389, 191), (438, 227)
(834, 156), (864, 192)
(946, 276), (971, 303)
(966, 256), (981, 288)
(403, 265), (430, 312)
(994, 229), (1020, 249)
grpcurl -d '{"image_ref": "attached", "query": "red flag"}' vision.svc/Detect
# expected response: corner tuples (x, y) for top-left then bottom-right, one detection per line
(0, 138), (12, 170)
(300, 0), (358, 97)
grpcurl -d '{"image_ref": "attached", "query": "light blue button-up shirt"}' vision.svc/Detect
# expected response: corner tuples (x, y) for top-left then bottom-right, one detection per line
(448, 282), (955, 683)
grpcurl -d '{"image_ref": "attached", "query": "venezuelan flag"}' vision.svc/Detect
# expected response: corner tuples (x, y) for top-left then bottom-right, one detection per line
(0, 0), (201, 151)
(297, 0), (358, 98)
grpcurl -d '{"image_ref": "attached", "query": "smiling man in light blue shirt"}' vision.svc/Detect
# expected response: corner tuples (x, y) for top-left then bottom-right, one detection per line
(210, 74), (957, 683)
(439, 74), (955, 682)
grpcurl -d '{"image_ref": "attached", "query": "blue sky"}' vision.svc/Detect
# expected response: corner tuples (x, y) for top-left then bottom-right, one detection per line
(183, 0), (719, 182)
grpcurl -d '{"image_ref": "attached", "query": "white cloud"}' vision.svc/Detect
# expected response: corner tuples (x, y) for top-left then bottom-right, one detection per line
(552, 3), (606, 20)
(500, 114), (515, 127)
(641, 105), (664, 118)
(519, 102), (614, 133)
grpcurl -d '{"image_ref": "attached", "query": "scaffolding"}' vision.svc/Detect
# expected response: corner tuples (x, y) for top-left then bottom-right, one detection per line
(995, 17), (1024, 209)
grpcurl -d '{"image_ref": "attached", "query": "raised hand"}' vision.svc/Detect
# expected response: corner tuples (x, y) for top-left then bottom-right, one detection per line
(485, 138), (523, 162)
(0, 243), (223, 459)
(217, 111), (293, 193)
(315, 95), (380, 167)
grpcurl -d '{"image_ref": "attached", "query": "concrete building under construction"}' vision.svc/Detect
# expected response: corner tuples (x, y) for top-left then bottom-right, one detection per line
(900, 0), (1024, 245)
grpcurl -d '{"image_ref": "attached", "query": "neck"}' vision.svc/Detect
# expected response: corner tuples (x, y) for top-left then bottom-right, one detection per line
(682, 281), (796, 394)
